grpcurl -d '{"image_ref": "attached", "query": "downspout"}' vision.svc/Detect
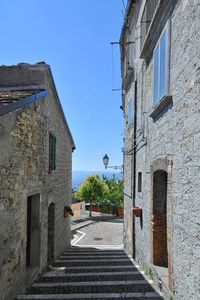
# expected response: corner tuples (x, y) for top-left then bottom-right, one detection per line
(132, 80), (137, 259)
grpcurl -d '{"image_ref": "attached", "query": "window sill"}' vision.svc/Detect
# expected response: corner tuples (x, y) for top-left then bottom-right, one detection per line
(49, 169), (56, 174)
(149, 95), (172, 119)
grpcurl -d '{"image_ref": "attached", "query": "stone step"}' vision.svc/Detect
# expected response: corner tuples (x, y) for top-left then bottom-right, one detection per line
(17, 292), (163, 299)
(66, 248), (125, 253)
(64, 248), (125, 252)
(29, 280), (155, 294)
(58, 265), (137, 273)
(37, 271), (144, 282)
(54, 258), (132, 267)
(16, 247), (163, 300)
(59, 254), (128, 260)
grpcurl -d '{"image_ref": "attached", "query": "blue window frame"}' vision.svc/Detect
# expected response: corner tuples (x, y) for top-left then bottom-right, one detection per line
(127, 99), (133, 126)
(153, 22), (170, 105)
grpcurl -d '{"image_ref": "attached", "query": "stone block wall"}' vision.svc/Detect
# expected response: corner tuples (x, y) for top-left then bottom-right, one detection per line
(123, 82), (135, 257)
(0, 103), (45, 300)
(122, 0), (200, 299)
(0, 64), (74, 300)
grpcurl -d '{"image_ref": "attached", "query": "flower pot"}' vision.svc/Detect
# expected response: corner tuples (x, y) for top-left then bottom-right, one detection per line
(117, 207), (124, 219)
(64, 205), (74, 217)
(64, 211), (69, 218)
(133, 206), (142, 217)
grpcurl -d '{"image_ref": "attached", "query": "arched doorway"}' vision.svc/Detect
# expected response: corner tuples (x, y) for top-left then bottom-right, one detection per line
(48, 203), (55, 262)
(152, 170), (168, 267)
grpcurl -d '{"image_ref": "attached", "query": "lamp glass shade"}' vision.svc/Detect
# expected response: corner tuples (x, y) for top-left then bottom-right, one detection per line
(103, 154), (109, 167)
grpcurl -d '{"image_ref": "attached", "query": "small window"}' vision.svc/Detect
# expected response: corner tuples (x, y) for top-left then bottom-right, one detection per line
(153, 21), (170, 105)
(138, 172), (142, 192)
(127, 99), (133, 126)
(49, 133), (56, 171)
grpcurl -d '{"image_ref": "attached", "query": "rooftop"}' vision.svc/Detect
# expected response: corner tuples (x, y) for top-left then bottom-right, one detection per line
(0, 89), (47, 117)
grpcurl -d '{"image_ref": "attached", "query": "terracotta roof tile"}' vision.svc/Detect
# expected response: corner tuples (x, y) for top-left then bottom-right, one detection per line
(0, 89), (47, 117)
(0, 89), (43, 107)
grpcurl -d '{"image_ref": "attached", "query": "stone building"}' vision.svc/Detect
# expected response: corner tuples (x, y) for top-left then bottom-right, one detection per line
(120, 1), (200, 299)
(0, 63), (75, 300)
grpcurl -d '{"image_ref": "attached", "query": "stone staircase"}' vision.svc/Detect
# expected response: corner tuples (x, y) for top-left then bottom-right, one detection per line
(16, 247), (163, 300)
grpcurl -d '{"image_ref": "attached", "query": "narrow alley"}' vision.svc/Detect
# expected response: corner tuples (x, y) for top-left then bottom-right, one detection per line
(16, 214), (163, 300)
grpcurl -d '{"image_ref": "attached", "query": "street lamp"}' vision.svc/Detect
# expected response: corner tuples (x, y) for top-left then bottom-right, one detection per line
(103, 154), (109, 169)
(102, 154), (123, 171)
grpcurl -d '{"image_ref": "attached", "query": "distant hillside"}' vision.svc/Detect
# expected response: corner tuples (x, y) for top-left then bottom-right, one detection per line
(72, 170), (122, 190)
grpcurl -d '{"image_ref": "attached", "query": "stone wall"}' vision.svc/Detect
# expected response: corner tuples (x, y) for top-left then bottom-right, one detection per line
(122, 0), (200, 299)
(0, 103), (45, 300)
(43, 73), (72, 259)
(123, 82), (135, 256)
(0, 65), (73, 300)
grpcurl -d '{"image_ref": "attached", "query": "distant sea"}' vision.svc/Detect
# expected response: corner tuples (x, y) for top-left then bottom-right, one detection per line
(72, 170), (122, 190)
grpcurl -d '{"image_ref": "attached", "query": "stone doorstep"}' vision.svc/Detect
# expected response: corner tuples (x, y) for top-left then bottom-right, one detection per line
(16, 292), (163, 299)
(32, 280), (150, 287)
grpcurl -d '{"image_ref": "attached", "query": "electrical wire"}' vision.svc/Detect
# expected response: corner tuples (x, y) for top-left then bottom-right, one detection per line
(122, 0), (126, 11)
(111, 44), (114, 90)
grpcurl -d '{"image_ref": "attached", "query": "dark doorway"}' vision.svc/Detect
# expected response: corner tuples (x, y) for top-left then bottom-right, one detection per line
(47, 203), (55, 262)
(152, 170), (168, 267)
(26, 194), (40, 281)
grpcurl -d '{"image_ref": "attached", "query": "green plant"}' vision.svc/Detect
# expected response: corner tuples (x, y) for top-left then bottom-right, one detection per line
(145, 267), (154, 280)
(102, 175), (123, 210)
(75, 175), (108, 216)
(64, 205), (74, 216)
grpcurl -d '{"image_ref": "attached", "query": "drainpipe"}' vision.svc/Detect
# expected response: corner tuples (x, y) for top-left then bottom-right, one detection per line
(132, 80), (137, 259)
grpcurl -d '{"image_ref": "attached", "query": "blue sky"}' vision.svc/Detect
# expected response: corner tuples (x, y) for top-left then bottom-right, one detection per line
(0, 0), (126, 171)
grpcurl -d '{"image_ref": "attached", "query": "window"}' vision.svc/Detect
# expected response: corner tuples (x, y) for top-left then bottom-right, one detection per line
(127, 99), (133, 126)
(140, 0), (159, 51)
(153, 21), (170, 105)
(138, 172), (142, 192)
(49, 133), (56, 171)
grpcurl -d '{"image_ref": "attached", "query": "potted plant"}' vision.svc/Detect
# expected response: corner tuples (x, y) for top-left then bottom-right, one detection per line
(132, 206), (142, 217)
(64, 205), (74, 217)
(117, 204), (124, 218)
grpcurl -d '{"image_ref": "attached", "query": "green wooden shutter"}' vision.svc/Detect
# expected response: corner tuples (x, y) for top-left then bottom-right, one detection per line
(49, 133), (56, 171)
(53, 136), (56, 170)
